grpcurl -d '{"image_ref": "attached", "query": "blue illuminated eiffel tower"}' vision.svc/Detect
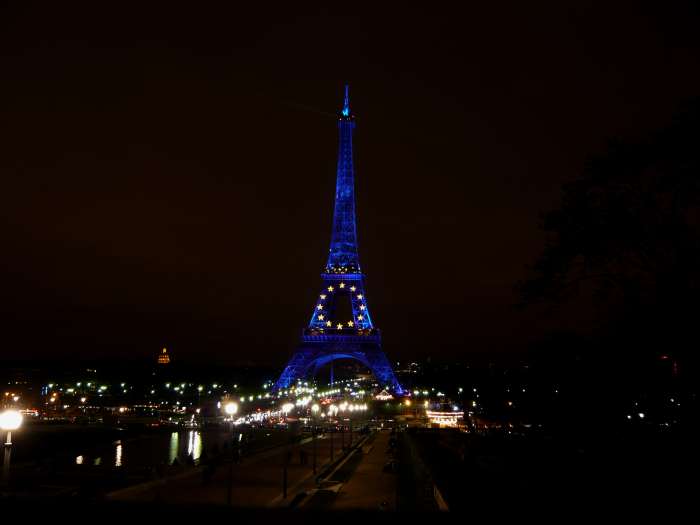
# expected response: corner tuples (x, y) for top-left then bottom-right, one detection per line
(274, 86), (403, 394)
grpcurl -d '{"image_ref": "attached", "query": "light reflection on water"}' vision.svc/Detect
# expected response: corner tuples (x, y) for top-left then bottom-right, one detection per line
(115, 443), (122, 467)
(168, 432), (179, 464)
(187, 430), (202, 461)
(75, 430), (215, 469)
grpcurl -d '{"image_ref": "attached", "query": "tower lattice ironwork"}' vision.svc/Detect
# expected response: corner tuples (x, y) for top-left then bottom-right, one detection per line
(274, 86), (403, 393)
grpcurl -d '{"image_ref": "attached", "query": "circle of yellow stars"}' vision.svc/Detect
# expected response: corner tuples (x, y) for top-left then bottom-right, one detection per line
(314, 282), (367, 330)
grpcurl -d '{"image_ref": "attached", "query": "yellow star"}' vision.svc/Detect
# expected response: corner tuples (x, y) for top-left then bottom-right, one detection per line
(357, 315), (364, 321)
(359, 304), (366, 310)
(336, 323), (343, 330)
(350, 286), (356, 292)
(317, 304), (323, 310)
(326, 321), (332, 327)
(347, 321), (354, 327)
(327, 286), (334, 292)
(356, 294), (363, 300)
(339, 282), (345, 289)
(318, 314), (324, 320)
(320, 294), (326, 300)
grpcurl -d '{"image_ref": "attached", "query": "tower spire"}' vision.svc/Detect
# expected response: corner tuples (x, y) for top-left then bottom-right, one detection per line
(326, 85), (359, 273)
(342, 84), (350, 117)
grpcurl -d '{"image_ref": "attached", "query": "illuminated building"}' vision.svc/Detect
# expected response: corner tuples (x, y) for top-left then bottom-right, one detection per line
(274, 87), (403, 394)
(426, 410), (462, 428)
(157, 347), (171, 365)
(375, 390), (394, 401)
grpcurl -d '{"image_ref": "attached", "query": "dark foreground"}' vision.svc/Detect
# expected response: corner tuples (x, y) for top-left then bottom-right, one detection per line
(2, 424), (697, 518)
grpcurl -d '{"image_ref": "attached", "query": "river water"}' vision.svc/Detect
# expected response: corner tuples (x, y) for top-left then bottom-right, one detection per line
(10, 422), (288, 472)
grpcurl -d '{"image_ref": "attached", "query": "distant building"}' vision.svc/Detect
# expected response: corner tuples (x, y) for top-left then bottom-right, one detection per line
(157, 347), (171, 365)
(375, 389), (393, 401)
(426, 410), (463, 429)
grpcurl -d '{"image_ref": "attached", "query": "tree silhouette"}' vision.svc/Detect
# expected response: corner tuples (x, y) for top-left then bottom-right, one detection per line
(520, 100), (700, 364)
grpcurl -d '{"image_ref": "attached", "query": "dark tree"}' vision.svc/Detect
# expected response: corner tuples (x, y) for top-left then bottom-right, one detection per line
(520, 101), (700, 365)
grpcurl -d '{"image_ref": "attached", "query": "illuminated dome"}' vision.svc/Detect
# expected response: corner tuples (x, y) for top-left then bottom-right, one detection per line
(157, 347), (170, 365)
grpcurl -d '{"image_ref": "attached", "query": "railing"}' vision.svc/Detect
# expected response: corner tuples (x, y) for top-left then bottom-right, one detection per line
(398, 431), (450, 511)
(301, 332), (381, 343)
(320, 273), (364, 281)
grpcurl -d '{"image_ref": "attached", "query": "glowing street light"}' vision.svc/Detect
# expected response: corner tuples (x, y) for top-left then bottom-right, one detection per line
(0, 410), (21, 431)
(0, 409), (23, 487)
(224, 402), (238, 417)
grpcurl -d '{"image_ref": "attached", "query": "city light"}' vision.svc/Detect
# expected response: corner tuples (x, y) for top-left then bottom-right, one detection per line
(224, 402), (238, 416)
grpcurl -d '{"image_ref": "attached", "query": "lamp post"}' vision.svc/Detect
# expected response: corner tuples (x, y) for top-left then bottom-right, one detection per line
(310, 404), (320, 474)
(223, 401), (238, 505)
(0, 409), (23, 488)
(224, 401), (238, 428)
(312, 429), (317, 474)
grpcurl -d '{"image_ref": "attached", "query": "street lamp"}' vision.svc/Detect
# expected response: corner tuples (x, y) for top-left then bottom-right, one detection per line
(222, 401), (239, 506)
(0, 409), (22, 487)
(224, 402), (238, 417)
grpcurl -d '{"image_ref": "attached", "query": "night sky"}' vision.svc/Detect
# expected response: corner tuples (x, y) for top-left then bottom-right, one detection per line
(2, 2), (699, 365)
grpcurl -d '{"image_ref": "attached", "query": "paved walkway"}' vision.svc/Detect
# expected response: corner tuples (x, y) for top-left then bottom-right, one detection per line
(324, 430), (396, 510)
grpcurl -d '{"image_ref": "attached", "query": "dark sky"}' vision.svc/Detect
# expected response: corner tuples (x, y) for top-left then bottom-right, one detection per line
(1, 2), (699, 365)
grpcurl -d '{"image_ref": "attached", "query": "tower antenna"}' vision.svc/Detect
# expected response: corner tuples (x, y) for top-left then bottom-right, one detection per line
(342, 84), (350, 117)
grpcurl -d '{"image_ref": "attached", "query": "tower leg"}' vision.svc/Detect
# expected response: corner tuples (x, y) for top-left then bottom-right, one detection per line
(274, 350), (315, 391)
(366, 352), (403, 394)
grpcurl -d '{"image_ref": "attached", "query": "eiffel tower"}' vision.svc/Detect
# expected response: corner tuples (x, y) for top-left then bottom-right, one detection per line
(274, 86), (403, 394)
